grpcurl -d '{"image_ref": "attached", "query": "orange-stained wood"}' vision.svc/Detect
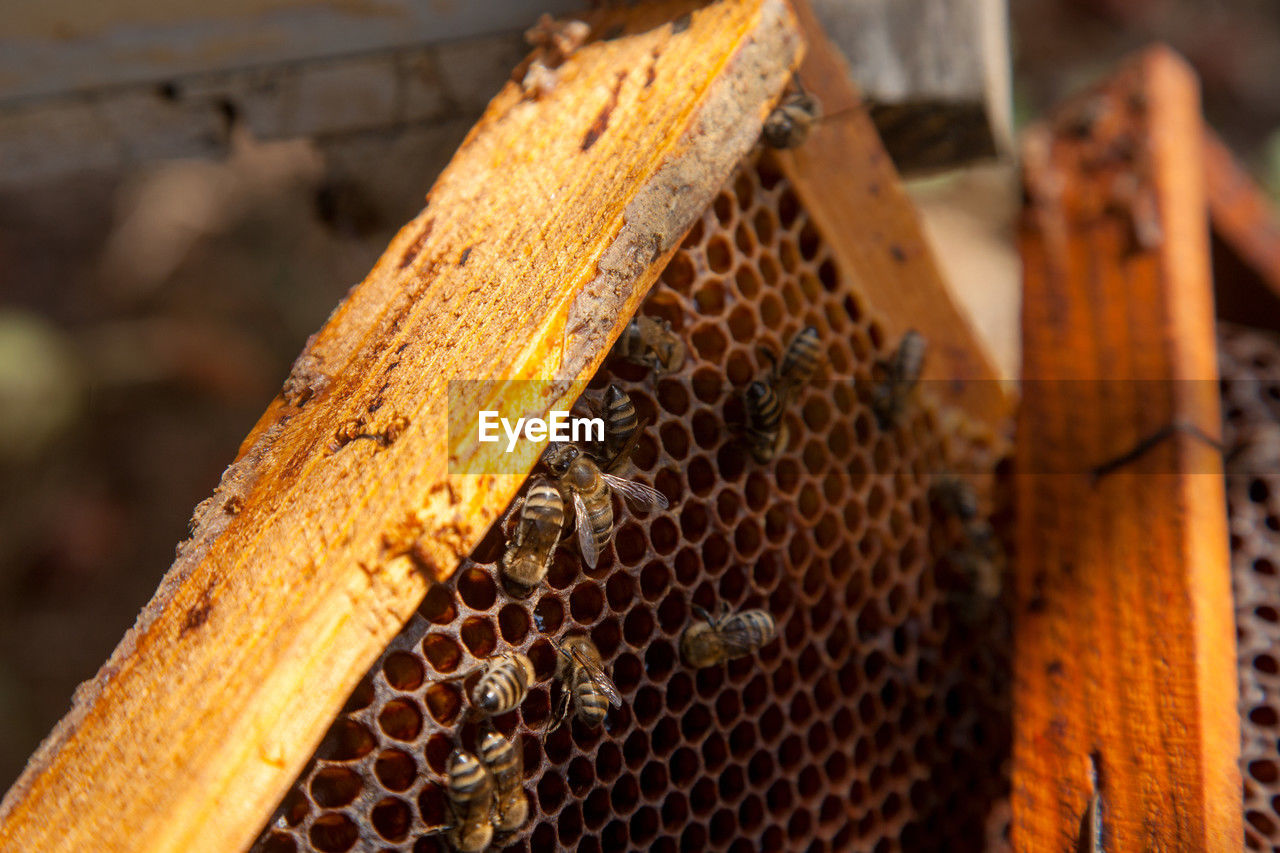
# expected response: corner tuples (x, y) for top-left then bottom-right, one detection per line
(1014, 47), (1240, 850)
(0, 3), (804, 851)
(1204, 130), (1280, 333)
(774, 0), (1014, 439)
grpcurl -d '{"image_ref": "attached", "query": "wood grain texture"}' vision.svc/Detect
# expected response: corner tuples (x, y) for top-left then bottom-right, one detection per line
(1013, 46), (1241, 850)
(775, 0), (1014, 437)
(0, 2), (803, 850)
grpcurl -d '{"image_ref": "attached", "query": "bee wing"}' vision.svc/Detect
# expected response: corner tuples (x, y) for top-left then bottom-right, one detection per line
(600, 413), (649, 473)
(718, 619), (764, 657)
(565, 645), (623, 708)
(572, 491), (599, 569)
(601, 474), (669, 511)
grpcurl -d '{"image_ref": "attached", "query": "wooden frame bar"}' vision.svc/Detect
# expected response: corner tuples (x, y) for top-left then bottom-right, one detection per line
(1013, 46), (1240, 850)
(0, 3), (804, 850)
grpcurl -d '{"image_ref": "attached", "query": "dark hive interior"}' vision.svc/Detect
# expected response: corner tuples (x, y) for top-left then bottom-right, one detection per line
(1220, 322), (1280, 852)
(251, 150), (1015, 853)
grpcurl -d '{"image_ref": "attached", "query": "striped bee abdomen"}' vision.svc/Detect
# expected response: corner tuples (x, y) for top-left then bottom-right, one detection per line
(479, 731), (528, 832)
(573, 675), (611, 726)
(602, 384), (638, 461)
(446, 750), (494, 852)
(472, 653), (535, 715)
(778, 326), (821, 387)
(721, 609), (777, 655)
(744, 380), (786, 462)
(521, 481), (564, 529)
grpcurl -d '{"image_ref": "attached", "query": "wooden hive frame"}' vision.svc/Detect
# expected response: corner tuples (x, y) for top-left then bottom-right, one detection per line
(0, 1), (1017, 850)
(1014, 46), (1241, 850)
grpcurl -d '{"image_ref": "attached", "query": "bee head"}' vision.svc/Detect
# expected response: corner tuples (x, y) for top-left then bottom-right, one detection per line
(541, 441), (579, 475)
(745, 380), (770, 404)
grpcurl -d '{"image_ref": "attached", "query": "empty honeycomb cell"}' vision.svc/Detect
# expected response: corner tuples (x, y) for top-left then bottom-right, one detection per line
(658, 422), (690, 460)
(254, 149), (1015, 853)
(309, 813), (358, 852)
(458, 616), (496, 658)
(372, 749), (416, 792)
(569, 756), (597, 797)
(381, 651), (424, 692)
(688, 778), (719, 817)
(706, 235), (733, 273)
(702, 730), (731, 772)
(455, 567), (496, 610)
(724, 347), (755, 386)
(693, 281), (726, 316)
(632, 433), (659, 471)
(497, 603), (530, 644)
(532, 594), (563, 634)
(370, 798), (411, 842)
(558, 802), (584, 845)
(422, 682), (461, 726)
(321, 719), (376, 762)
(712, 193), (734, 226)
(261, 832), (297, 853)
(281, 789), (310, 826)
(310, 767), (362, 809)
(645, 639), (676, 679)
(342, 677), (375, 713)
(545, 550), (578, 590)
(611, 774), (641, 814)
(526, 638), (558, 679)
(377, 698), (423, 741)
(419, 634), (461, 673)
(570, 581), (605, 623)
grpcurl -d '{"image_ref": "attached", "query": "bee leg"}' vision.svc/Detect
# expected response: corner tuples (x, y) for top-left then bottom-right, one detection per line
(756, 344), (780, 380)
(549, 684), (571, 733)
(435, 664), (484, 687)
(692, 605), (718, 628)
(418, 823), (454, 838)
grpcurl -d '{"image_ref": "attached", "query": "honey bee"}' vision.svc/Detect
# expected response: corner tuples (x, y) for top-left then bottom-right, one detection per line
(584, 383), (639, 469)
(500, 480), (564, 598)
(469, 652), (537, 716)
(929, 474), (1003, 611)
(759, 325), (822, 395)
(553, 634), (622, 728)
(929, 474), (979, 523)
(542, 442), (668, 568)
(613, 315), (687, 375)
(742, 327), (820, 462)
(762, 88), (822, 149)
(743, 380), (787, 463)
(478, 730), (528, 833)
(680, 604), (777, 668)
(444, 750), (494, 853)
(871, 329), (927, 429)
(950, 521), (1003, 602)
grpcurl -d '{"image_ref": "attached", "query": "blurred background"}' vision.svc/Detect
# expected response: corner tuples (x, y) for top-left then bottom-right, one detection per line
(0, 0), (1278, 793)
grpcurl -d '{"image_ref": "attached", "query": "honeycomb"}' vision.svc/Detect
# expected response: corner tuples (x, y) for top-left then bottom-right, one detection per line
(1219, 322), (1280, 851)
(251, 150), (1014, 853)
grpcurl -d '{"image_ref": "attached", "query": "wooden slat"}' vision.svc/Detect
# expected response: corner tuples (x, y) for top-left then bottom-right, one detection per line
(1013, 46), (1240, 850)
(775, 0), (1014, 435)
(0, 3), (803, 850)
(810, 0), (1012, 174)
(1204, 130), (1280, 333)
